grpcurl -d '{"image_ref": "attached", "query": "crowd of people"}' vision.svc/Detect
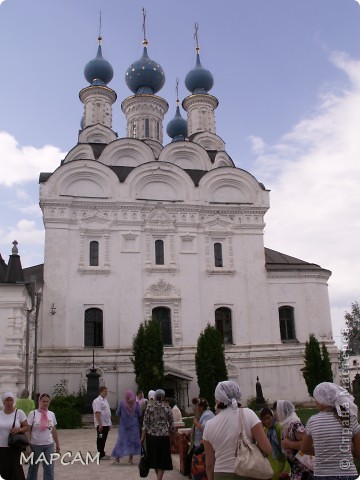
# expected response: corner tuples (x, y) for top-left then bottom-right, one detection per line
(1, 380), (360, 480)
(89, 380), (360, 480)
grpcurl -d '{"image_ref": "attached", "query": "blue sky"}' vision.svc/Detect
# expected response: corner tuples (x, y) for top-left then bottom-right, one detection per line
(0, 0), (360, 345)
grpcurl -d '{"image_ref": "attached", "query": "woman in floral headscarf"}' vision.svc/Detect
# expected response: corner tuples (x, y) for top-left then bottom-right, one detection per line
(301, 382), (360, 480)
(111, 389), (142, 464)
(276, 400), (311, 480)
(202, 380), (271, 480)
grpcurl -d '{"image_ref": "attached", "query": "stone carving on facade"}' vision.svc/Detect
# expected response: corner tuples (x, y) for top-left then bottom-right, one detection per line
(145, 279), (178, 298)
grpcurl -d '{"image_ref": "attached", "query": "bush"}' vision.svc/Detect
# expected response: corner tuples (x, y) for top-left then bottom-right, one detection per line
(50, 394), (85, 429)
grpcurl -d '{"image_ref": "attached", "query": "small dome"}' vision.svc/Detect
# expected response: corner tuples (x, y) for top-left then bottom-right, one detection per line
(125, 41), (165, 95)
(185, 50), (214, 94)
(84, 38), (114, 86)
(166, 104), (187, 142)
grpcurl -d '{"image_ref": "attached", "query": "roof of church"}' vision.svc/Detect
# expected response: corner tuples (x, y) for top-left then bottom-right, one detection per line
(23, 263), (44, 287)
(0, 242), (27, 284)
(264, 247), (331, 274)
(185, 49), (214, 94)
(125, 40), (165, 95)
(84, 37), (114, 86)
(0, 254), (7, 282)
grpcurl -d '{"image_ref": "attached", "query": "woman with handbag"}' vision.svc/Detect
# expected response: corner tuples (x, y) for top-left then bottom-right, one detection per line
(27, 393), (60, 480)
(202, 380), (272, 480)
(0, 391), (29, 480)
(301, 382), (360, 480)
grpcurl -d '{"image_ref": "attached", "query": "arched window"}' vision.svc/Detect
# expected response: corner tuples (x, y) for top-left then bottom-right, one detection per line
(84, 308), (103, 347)
(89, 241), (99, 266)
(145, 118), (150, 137)
(155, 240), (164, 265)
(214, 243), (223, 267)
(132, 121), (137, 138)
(215, 307), (233, 344)
(152, 307), (172, 346)
(156, 122), (160, 140)
(279, 306), (296, 341)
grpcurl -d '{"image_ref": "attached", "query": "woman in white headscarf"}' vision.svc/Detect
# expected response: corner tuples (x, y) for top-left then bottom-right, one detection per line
(301, 382), (360, 480)
(276, 400), (311, 480)
(0, 391), (29, 480)
(202, 380), (272, 480)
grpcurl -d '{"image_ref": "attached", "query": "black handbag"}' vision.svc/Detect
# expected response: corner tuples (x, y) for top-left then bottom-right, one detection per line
(139, 444), (150, 478)
(8, 409), (29, 450)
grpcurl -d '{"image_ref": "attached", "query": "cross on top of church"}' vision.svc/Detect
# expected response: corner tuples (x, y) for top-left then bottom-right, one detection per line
(12, 240), (18, 255)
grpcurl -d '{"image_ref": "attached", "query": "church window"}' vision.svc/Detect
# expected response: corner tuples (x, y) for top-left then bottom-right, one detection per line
(279, 306), (296, 341)
(145, 118), (150, 137)
(215, 307), (233, 344)
(84, 308), (103, 347)
(156, 122), (160, 140)
(152, 306), (172, 346)
(155, 240), (164, 265)
(214, 243), (223, 267)
(89, 241), (99, 266)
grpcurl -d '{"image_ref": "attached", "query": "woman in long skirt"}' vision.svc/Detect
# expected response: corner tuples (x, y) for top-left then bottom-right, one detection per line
(112, 390), (141, 464)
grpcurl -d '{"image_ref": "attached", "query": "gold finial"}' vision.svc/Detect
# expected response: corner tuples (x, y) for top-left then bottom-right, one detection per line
(194, 22), (200, 53)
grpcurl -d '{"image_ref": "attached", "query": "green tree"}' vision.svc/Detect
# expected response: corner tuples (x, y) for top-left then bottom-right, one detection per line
(132, 318), (164, 394)
(320, 342), (333, 383)
(344, 301), (360, 354)
(195, 324), (228, 410)
(301, 334), (333, 396)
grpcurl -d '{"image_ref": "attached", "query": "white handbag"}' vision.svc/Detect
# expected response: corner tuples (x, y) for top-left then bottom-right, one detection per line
(234, 408), (273, 479)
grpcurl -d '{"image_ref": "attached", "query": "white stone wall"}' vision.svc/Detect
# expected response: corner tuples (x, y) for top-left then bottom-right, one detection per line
(0, 285), (32, 396)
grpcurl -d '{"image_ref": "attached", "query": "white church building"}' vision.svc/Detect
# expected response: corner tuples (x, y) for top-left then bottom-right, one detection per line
(0, 29), (337, 407)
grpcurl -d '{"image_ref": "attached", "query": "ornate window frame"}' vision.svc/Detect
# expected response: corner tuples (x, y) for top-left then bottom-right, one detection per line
(144, 279), (181, 345)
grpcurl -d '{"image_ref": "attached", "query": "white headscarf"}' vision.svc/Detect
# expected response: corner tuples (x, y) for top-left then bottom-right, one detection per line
(313, 382), (358, 417)
(215, 380), (241, 410)
(1, 392), (15, 403)
(276, 400), (301, 428)
(148, 390), (155, 400)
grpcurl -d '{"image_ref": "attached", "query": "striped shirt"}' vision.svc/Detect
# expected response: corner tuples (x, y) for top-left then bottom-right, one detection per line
(305, 411), (360, 476)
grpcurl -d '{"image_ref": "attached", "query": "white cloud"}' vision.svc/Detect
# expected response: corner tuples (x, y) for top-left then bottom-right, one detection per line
(248, 135), (265, 155)
(0, 219), (44, 251)
(18, 204), (42, 216)
(252, 52), (360, 344)
(0, 131), (66, 186)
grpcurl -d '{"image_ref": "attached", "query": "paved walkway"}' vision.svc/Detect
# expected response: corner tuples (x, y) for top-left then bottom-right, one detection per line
(22, 428), (184, 480)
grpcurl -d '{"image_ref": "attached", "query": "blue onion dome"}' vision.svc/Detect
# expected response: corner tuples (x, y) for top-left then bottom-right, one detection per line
(167, 101), (187, 141)
(84, 36), (114, 86)
(185, 47), (214, 94)
(125, 40), (165, 94)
